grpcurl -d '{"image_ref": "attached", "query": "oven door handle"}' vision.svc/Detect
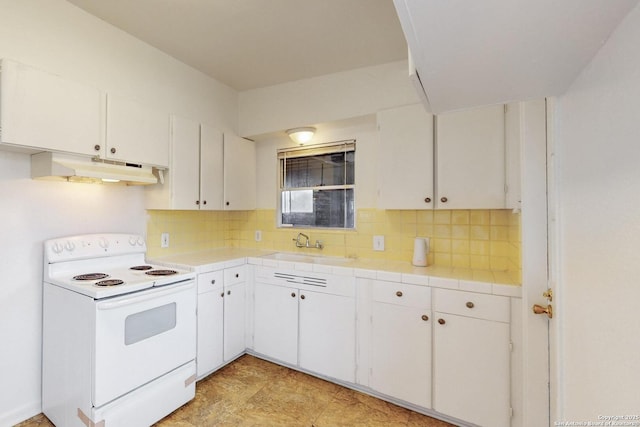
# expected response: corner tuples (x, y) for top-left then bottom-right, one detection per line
(96, 279), (195, 310)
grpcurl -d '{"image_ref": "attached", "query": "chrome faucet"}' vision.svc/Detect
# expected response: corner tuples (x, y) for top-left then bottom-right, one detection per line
(293, 233), (323, 249)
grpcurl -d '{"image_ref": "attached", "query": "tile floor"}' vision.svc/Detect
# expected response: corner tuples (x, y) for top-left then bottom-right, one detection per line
(17, 355), (454, 427)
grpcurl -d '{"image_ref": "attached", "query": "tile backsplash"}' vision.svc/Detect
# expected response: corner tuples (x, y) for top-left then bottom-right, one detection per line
(147, 208), (521, 283)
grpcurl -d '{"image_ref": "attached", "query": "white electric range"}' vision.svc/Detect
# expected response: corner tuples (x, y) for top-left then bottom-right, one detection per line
(42, 233), (197, 427)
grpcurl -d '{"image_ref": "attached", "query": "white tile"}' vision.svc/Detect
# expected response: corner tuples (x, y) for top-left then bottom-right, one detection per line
(354, 268), (377, 279)
(402, 273), (429, 286)
(376, 270), (402, 282)
(247, 257), (263, 265)
(492, 283), (522, 298)
(262, 259), (279, 268)
(294, 262), (313, 272)
(313, 264), (333, 274)
(331, 266), (355, 276)
(429, 276), (459, 290)
(459, 280), (493, 294)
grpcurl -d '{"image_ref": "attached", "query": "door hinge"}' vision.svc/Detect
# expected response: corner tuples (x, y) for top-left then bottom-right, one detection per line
(504, 104), (508, 114)
(504, 184), (509, 194)
(509, 341), (514, 352)
(510, 407), (514, 418)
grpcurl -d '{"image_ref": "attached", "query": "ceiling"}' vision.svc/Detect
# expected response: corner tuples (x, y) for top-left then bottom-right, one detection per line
(396, 0), (640, 112)
(65, 0), (408, 91)
(65, 0), (639, 112)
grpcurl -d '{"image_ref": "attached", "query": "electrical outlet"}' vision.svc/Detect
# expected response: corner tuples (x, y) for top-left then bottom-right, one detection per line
(161, 232), (169, 248)
(255, 230), (262, 242)
(373, 235), (385, 251)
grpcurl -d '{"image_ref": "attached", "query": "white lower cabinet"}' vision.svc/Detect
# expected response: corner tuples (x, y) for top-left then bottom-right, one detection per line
(252, 268), (356, 383)
(298, 289), (355, 383)
(196, 271), (224, 379)
(195, 265), (247, 379)
(433, 288), (511, 427)
(253, 282), (298, 365)
(370, 281), (432, 408)
(223, 279), (247, 361)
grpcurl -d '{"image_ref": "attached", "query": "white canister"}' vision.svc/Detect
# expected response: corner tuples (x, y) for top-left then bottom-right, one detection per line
(412, 237), (429, 267)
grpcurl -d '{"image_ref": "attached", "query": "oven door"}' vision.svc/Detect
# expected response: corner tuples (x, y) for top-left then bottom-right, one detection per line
(93, 279), (196, 407)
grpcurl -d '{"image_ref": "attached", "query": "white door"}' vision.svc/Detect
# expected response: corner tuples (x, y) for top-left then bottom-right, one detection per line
(223, 133), (256, 210)
(370, 302), (431, 408)
(93, 281), (196, 407)
(196, 284), (224, 378)
(520, 99), (552, 424)
(298, 290), (355, 383)
(377, 104), (435, 209)
(106, 93), (170, 167)
(223, 281), (246, 361)
(433, 313), (510, 426)
(252, 282), (298, 365)
(170, 115), (201, 209)
(0, 59), (103, 156)
(200, 123), (224, 210)
(435, 104), (505, 209)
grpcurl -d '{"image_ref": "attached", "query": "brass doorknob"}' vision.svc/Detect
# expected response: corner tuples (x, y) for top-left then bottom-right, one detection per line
(421, 314), (429, 321)
(440, 197), (448, 203)
(424, 197), (431, 203)
(395, 291), (403, 297)
(533, 304), (553, 319)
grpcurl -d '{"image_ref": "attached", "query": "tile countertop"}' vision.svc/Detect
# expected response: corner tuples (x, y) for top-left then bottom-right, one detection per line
(150, 249), (522, 298)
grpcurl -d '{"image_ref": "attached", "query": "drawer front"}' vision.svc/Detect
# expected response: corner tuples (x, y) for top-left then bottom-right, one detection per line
(224, 265), (246, 286)
(372, 280), (431, 308)
(433, 288), (509, 323)
(197, 270), (224, 294)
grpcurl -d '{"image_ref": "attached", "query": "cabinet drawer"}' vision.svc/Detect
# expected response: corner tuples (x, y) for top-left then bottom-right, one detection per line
(372, 280), (431, 308)
(224, 265), (246, 285)
(197, 270), (224, 294)
(433, 288), (509, 323)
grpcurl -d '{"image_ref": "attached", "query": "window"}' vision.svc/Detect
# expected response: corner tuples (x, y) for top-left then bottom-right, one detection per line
(278, 140), (355, 229)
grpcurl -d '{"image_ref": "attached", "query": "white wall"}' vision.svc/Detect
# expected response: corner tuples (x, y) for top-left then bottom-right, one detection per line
(0, 1), (238, 425)
(239, 61), (418, 137)
(255, 115), (380, 209)
(555, 1), (640, 420)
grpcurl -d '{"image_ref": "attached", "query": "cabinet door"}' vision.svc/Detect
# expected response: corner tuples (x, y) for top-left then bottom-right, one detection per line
(106, 93), (169, 167)
(0, 59), (103, 156)
(253, 283), (298, 365)
(377, 104), (435, 209)
(223, 133), (256, 210)
(298, 290), (355, 383)
(436, 104), (505, 209)
(223, 281), (246, 362)
(433, 313), (511, 426)
(196, 290), (224, 378)
(371, 302), (432, 408)
(200, 123), (224, 210)
(170, 115), (201, 209)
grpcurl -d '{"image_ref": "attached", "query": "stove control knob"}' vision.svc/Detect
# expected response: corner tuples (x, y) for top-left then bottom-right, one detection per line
(136, 237), (144, 246)
(99, 237), (109, 249)
(52, 242), (64, 254)
(64, 241), (76, 252)
(129, 236), (137, 246)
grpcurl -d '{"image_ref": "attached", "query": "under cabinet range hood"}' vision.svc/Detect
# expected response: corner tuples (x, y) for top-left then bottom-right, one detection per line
(31, 151), (158, 185)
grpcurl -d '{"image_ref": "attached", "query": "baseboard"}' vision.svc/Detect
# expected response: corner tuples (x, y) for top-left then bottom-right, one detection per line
(0, 400), (41, 427)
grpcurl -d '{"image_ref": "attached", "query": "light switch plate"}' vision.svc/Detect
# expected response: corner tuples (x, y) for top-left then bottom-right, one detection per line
(255, 230), (262, 242)
(373, 235), (385, 251)
(161, 232), (169, 248)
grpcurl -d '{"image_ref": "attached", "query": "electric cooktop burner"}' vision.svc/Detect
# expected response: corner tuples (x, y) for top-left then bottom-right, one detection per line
(145, 269), (178, 276)
(73, 273), (109, 281)
(95, 279), (124, 287)
(130, 265), (153, 271)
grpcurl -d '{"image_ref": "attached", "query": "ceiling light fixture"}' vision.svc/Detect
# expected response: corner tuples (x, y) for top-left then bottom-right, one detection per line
(286, 127), (316, 144)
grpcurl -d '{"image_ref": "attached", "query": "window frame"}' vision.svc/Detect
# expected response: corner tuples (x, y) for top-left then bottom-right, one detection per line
(277, 140), (356, 230)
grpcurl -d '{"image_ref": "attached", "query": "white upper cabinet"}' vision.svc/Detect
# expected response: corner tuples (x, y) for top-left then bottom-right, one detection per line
(377, 104), (434, 209)
(145, 116), (223, 210)
(0, 59), (103, 155)
(200, 124), (224, 209)
(435, 104), (506, 209)
(223, 133), (256, 210)
(106, 93), (169, 167)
